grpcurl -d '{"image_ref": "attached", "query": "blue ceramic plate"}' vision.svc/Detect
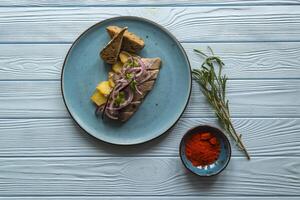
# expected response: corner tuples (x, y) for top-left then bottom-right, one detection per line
(180, 125), (231, 176)
(61, 17), (191, 145)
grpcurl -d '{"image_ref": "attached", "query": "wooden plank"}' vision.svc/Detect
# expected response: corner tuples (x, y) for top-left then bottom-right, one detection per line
(1, 42), (300, 80)
(186, 43), (300, 79)
(0, 0), (300, 6)
(1, 6), (300, 42)
(0, 44), (66, 80)
(0, 157), (299, 196)
(0, 80), (299, 118)
(188, 80), (300, 118)
(0, 81), (65, 118)
(0, 118), (299, 157)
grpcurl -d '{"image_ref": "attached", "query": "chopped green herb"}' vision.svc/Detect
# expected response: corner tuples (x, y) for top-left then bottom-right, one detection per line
(127, 58), (139, 67)
(115, 91), (125, 106)
(130, 80), (137, 91)
(133, 60), (138, 67)
(125, 73), (133, 80)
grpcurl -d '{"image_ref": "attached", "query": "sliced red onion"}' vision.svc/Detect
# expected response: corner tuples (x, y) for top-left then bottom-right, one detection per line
(123, 62), (129, 68)
(113, 81), (131, 98)
(126, 67), (141, 73)
(116, 78), (128, 84)
(105, 100), (118, 120)
(121, 66), (128, 74)
(137, 71), (152, 84)
(135, 84), (142, 95)
(136, 58), (146, 77)
(108, 97), (115, 110)
(101, 56), (154, 119)
(118, 88), (134, 108)
(128, 56), (134, 64)
(106, 88), (134, 111)
(118, 81), (131, 92)
(105, 109), (118, 120)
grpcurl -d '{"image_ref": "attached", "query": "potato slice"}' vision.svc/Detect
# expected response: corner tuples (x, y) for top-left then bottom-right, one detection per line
(112, 61), (123, 73)
(108, 71), (115, 79)
(91, 90), (107, 106)
(109, 78), (115, 87)
(119, 51), (131, 63)
(107, 71), (115, 87)
(96, 81), (112, 95)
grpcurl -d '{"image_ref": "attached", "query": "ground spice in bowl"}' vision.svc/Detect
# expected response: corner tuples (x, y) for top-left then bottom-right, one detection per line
(185, 132), (221, 166)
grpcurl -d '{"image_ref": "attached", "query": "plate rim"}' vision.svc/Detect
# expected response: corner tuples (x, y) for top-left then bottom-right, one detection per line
(61, 16), (192, 145)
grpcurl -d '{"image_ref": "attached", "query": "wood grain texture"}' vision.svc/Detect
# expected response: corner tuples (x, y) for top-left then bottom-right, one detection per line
(1, 0), (300, 6)
(0, 118), (299, 157)
(188, 80), (300, 118)
(1, 6), (300, 42)
(0, 1), (299, 200)
(0, 157), (299, 196)
(0, 44), (64, 80)
(1, 42), (300, 80)
(0, 80), (298, 118)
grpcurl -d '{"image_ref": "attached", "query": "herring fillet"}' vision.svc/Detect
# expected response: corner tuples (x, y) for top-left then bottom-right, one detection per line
(117, 57), (161, 122)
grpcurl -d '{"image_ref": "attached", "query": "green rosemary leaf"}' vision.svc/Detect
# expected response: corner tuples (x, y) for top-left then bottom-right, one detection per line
(207, 46), (214, 55)
(192, 47), (250, 160)
(193, 48), (208, 57)
(130, 80), (137, 91)
(115, 91), (125, 106)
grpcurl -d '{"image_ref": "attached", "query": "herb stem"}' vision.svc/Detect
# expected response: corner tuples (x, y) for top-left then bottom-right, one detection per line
(192, 47), (250, 160)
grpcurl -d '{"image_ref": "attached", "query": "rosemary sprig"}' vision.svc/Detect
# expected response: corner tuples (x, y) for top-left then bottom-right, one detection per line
(192, 47), (250, 160)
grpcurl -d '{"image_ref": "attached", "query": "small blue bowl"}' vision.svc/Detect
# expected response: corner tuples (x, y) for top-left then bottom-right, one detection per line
(179, 125), (231, 176)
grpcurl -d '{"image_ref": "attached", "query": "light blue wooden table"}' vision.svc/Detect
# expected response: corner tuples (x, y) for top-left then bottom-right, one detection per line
(0, 0), (300, 199)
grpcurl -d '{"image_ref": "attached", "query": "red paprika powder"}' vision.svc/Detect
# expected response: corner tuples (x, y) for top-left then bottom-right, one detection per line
(185, 132), (221, 166)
